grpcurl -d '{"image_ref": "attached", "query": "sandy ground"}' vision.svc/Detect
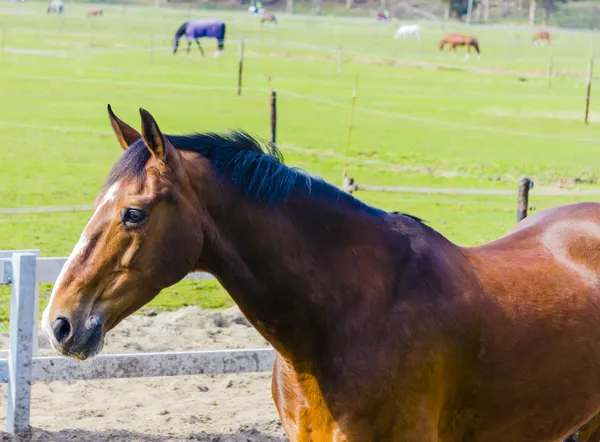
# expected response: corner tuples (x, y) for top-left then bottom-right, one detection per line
(0, 307), (288, 442)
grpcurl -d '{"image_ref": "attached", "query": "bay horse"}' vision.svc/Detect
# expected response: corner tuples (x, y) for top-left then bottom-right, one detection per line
(261, 12), (277, 25)
(533, 30), (552, 45)
(439, 33), (480, 60)
(43, 105), (600, 441)
(394, 24), (421, 41)
(86, 8), (103, 17)
(172, 19), (226, 58)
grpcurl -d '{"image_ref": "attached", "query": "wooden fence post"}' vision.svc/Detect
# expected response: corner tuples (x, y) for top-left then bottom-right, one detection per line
(238, 40), (244, 96)
(270, 89), (277, 154)
(585, 57), (594, 124)
(6, 253), (37, 434)
(517, 177), (533, 222)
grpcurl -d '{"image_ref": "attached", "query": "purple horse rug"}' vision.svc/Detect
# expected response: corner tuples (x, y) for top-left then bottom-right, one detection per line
(172, 19), (226, 58)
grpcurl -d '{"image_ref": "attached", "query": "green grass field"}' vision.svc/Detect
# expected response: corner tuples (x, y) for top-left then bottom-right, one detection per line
(2, 1), (600, 326)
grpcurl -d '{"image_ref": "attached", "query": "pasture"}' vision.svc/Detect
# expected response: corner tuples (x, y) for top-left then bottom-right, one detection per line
(2, 1), (600, 326)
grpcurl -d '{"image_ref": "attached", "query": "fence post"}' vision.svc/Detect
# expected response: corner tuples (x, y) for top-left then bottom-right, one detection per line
(238, 40), (244, 96)
(7, 253), (37, 434)
(0, 250), (40, 357)
(585, 57), (594, 124)
(517, 177), (533, 222)
(270, 89), (277, 154)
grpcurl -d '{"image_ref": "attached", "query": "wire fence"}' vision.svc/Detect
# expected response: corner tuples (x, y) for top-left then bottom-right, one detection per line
(3, 3), (600, 219)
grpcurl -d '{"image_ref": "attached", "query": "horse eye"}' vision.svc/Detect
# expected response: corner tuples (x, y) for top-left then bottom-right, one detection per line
(121, 208), (148, 227)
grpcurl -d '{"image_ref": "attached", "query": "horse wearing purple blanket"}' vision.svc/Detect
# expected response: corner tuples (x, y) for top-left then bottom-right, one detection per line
(172, 19), (226, 58)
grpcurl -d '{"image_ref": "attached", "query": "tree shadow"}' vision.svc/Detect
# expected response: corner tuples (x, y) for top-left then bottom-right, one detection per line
(0, 427), (289, 442)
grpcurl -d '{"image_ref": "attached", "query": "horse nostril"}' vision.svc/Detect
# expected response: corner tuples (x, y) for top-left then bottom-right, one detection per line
(52, 317), (72, 344)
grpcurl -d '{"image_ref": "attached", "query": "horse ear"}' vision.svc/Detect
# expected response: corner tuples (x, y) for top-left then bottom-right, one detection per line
(139, 108), (166, 162)
(107, 104), (141, 150)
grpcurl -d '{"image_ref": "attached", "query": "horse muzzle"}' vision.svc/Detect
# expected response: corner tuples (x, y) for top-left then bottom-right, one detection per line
(47, 314), (104, 360)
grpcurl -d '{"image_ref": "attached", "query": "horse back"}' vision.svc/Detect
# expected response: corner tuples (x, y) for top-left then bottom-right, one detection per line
(468, 202), (600, 303)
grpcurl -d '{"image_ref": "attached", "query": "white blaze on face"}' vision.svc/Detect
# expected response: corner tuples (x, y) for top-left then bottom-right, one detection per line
(41, 183), (120, 345)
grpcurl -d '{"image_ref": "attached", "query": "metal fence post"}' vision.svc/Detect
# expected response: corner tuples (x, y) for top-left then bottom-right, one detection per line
(7, 253), (37, 434)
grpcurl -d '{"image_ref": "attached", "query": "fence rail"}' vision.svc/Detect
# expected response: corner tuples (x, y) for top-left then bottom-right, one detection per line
(0, 251), (275, 434)
(342, 175), (536, 221)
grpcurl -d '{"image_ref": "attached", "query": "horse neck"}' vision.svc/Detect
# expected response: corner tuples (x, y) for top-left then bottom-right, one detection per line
(175, 22), (188, 39)
(188, 163), (409, 363)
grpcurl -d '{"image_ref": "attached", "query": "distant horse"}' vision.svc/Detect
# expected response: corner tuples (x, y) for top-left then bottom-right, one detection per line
(533, 30), (551, 45)
(261, 12), (277, 25)
(172, 19), (226, 58)
(47, 0), (63, 14)
(86, 8), (103, 17)
(394, 24), (420, 41)
(42, 103), (600, 442)
(439, 33), (480, 60)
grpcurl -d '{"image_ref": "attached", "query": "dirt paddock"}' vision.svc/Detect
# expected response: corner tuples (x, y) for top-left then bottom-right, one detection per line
(0, 307), (288, 442)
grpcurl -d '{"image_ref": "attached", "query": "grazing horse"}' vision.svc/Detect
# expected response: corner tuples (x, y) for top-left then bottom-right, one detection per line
(47, 0), (63, 14)
(439, 33), (480, 60)
(86, 8), (103, 17)
(261, 12), (277, 25)
(172, 19), (226, 58)
(43, 105), (600, 441)
(394, 24), (421, 41)
(533, 30), (552, 45)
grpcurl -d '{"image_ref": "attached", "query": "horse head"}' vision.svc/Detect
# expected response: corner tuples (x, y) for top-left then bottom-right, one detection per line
(42, 106), (206, 359)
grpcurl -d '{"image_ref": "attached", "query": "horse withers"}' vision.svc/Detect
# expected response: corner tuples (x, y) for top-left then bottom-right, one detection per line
(172, 19), (226, 58)
(394, 24), (420, 41)
(41, 104), (600, 441)
(439, 33), (480, 60)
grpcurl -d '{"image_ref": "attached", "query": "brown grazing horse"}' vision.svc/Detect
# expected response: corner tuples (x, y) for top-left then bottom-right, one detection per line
(439, 33), (480, 60)
(43, 106), (600, 441)
(261, 12), (277, 24)
(533, 30), (552, 45)
(86, 8), (103, 17)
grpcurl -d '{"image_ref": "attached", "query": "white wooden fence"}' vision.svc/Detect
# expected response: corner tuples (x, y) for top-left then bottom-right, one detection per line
(0, 250), (276, 434)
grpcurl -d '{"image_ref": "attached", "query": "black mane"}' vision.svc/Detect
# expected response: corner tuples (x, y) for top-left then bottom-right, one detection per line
(105, 131), (419, 220)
